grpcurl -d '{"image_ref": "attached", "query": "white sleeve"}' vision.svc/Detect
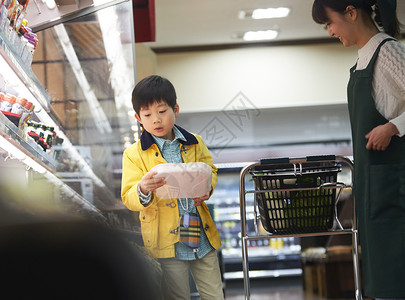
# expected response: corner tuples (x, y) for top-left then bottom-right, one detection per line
(376, 41), (405, 136)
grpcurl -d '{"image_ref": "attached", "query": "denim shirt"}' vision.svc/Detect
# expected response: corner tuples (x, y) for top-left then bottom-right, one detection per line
(138, 126), (213, 260)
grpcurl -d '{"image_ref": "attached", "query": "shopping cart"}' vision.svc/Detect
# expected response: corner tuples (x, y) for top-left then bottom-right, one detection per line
(239, 155), (362, 300)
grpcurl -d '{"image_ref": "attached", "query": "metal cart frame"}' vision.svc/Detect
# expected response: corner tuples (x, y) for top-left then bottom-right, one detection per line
(239, 155), (362, 300)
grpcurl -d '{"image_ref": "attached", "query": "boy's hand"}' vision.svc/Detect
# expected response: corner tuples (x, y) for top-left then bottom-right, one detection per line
(139, 171), (166, 195)
(192, 193), (210, 206)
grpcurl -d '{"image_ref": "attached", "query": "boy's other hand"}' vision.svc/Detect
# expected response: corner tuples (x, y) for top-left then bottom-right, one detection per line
(192, 193), (210, 206)
(139, 171), (166, 195)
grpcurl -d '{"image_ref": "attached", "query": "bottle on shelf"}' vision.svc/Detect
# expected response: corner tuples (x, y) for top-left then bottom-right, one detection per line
(0, 92), (5, 105)
(0, 0), (38, 67)
(10, 95), (26, 115)
(18, 99), (33, 126)
(44, 126), (54, 147)
(10, 0), (28, 31)
(5, 0), (16, 20)
(0, 93), (15, 111)
(27, 120), (38, 133)
(0, 1), (8, 33)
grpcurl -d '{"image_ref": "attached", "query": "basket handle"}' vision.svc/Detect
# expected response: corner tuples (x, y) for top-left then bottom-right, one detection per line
(260, 157), (290, 165)
(260, 155), (336, 165)
(306, 155), (336, 162)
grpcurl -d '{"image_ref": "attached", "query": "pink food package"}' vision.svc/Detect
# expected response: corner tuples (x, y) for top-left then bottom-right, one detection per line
(150, 162), (212, 199)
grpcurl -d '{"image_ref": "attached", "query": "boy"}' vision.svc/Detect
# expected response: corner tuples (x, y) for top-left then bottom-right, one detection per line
(121, 75), (224, 300)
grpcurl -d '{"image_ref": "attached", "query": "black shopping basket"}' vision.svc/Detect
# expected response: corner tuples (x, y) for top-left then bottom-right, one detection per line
(251, 159), (342, 234)
(240, 156), (362, 300)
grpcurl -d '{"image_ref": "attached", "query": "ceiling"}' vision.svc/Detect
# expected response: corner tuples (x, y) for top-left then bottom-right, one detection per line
(145, 0), (405, 50)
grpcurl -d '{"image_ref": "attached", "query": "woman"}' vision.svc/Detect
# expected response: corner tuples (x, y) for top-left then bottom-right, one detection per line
(312, 1), (405, 299)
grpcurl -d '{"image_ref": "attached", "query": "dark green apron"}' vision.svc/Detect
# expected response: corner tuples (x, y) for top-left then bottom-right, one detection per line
(347, 38), (405, 298)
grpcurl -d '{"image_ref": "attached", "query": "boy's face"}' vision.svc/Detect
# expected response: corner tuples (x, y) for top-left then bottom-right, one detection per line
(135, 100), (179, 141)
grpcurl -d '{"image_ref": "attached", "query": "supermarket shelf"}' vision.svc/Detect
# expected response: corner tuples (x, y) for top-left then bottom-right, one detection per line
(0, 29), (117, 205)
(224, 268), (302, 280)
(0, 29), (50, 110)
(0, 112), (56, 172)
(0, 23), (112, 217)
(222, 245), (301, 260)
(222, 246), (302, 281)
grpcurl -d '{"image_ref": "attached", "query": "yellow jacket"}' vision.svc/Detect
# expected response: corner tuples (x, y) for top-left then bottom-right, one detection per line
(121, 125), (221, 258)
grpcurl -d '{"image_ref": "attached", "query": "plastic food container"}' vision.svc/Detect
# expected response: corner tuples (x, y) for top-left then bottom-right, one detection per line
(150, 162), (212, 199)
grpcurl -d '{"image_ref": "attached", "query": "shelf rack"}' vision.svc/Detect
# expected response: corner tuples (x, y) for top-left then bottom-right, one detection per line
(0, 112), (56, 172)
(0, 22), (107, 220)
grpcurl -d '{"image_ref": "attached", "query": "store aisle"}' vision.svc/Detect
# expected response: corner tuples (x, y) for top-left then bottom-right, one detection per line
(224, 277), (305, 300)
(223, 276), (365, 300)
(226, 286), (304, 300)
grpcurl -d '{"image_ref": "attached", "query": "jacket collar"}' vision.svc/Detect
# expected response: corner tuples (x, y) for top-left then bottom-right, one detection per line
(140, 124), (198, 150)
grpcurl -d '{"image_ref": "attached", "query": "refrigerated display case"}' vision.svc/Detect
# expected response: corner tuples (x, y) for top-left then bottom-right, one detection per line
(0, 0), (138, 225)
(0, 21), (106, 220)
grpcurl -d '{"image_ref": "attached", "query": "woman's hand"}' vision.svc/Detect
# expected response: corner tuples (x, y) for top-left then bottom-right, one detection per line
(139, 171), (166, 195)
(365, 122), (399, 151)
(192, 193), (210, 206)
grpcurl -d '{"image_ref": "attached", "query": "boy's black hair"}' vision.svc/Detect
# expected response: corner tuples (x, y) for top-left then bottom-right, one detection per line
(131, 75), (177, 115)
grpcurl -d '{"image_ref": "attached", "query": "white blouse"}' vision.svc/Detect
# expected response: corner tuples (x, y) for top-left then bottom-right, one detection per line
(356, 32), (405, 137)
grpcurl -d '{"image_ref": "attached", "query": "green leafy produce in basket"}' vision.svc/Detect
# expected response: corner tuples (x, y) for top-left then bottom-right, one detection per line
(285, 176), (333, 229)
(261, 175), (334, 231)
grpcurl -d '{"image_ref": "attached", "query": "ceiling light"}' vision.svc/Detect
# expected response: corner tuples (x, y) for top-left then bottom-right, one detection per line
(243, 30), (278, 41)
(239, 7), (290, 19)
(252, 7), (290, 19)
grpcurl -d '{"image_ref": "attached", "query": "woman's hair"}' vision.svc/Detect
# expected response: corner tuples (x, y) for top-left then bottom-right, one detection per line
(131, 75), (177, 115)
(312, 0), (401, 38)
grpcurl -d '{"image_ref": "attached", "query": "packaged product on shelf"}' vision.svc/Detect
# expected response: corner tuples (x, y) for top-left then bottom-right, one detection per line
(9, 6), (20, 30)
(27, 120), (38, 133)
(1, 0), (11, 14)
(26, 121), (41, 144)
(0, 93), (15, 111)
(6, 21), (17, 44)
(0, 2), (7, 33)
(44, 126), (54, 146)
(9, 0), (28, 31)
(25, 121), (56, 151)
(0, 93), (20, 126)
(21, 39), (33, 65)
(19, 24), (37, 66)
(36, 123), (45, 138)
(10, 96), (26, 115)
(0, 0), (36, 66)
(5, 0), (16, 19)
(38, 137), (47, 151)
(0, 92), (6, 114)
(18, 99), (33, 126)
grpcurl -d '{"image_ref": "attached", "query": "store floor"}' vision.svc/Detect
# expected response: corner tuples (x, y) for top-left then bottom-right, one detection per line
(224, 276), (362, 300)
(225, 277), (304, 300)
